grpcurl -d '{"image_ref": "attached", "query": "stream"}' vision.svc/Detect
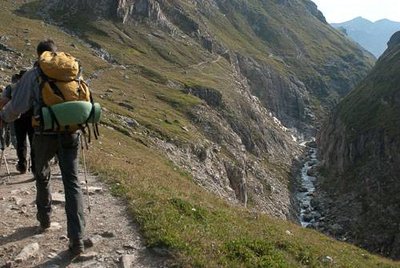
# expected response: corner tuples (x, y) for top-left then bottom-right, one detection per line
(297, 142), (321, 227)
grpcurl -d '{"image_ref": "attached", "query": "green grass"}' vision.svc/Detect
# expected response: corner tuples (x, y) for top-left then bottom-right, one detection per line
(86, 128), (399, 267)
(338, 42), (400, 140)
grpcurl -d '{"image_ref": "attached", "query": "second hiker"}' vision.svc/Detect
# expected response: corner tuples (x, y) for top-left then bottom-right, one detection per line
(0, 70), (35, 174)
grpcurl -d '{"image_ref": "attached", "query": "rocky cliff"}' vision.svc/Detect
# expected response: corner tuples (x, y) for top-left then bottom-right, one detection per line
(318, 31), (400, 259)
(44, 0), (374, 133)
(29, 0), (374, 219)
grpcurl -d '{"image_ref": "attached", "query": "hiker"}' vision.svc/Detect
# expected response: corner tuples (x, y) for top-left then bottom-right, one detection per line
(0, 39), (86, 255)
(0, 70), (35, 174)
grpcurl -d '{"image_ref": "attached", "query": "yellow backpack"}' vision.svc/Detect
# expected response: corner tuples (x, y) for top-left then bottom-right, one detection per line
(39, 51), (91, 106)
(36, 51), (99, 139)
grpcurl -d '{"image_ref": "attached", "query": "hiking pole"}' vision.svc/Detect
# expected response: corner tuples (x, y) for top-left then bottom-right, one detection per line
(3, 153), (11, 180)
(80, 134), (91, 213)
(0, 126), (11, 183)
(0, 150), (4, 183)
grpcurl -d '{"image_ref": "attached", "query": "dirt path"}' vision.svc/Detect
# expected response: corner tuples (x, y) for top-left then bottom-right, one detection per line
(0, 145), (167, 267)
(188, 55), (222, 70)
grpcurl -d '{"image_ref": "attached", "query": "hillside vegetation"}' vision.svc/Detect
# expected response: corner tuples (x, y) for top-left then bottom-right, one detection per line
(318, 32), (400, 259)
(1, 0), (398, 266)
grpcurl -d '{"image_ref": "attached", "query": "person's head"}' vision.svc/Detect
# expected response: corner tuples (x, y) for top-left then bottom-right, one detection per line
(36, 39), (57, 57)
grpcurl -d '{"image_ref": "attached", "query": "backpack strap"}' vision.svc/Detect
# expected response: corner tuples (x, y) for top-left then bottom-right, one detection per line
(37, 67), (65, 132)
(38, 67), (67, 103)
(83, 81), (100, 140)
(47, 106), (61, 131)
(83, 102), (101, 141)
(48, 81), (66, 101)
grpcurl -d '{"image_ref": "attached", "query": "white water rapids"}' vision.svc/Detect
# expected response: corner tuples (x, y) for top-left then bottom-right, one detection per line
(297, 145), (319, 227)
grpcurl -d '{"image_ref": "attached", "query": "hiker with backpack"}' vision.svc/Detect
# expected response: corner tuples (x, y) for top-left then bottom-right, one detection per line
(0, 39), (93, 256)
(0, 70), (35, 174)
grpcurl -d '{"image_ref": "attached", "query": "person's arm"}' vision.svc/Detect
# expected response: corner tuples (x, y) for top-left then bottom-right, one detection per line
(0, 85), (12, 109)
(0, 69), (37, 123)
(0, 98), (10, 110)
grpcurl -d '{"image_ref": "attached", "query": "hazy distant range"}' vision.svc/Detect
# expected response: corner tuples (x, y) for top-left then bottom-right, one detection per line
(332, 17), (400, 58)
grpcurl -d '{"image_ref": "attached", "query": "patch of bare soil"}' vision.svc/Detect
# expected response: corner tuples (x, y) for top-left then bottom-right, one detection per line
(0, 146), (167, 267)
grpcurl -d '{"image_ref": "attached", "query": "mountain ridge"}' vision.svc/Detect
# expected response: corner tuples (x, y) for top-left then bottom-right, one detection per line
(332, 17), (400, 57)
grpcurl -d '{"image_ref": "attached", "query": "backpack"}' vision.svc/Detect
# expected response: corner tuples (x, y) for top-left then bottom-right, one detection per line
(35, 51), (101, 140)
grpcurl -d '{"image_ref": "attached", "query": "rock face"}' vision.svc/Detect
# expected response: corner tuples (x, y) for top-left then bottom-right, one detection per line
(303, 0), (327, 24)
(318, 31), (400, 259)
(236, 54), (309, 131)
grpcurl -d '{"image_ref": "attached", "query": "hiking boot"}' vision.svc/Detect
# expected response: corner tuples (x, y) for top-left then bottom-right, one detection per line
(69, 239), (84, 256)
(40, 220), (51, 229)
(37, 218), (51, 233)
(16, 163), (27, 174)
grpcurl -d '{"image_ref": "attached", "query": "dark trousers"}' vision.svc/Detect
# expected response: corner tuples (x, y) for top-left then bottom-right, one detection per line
(34, 133), (85, 240)
(14, 116), (35, 172)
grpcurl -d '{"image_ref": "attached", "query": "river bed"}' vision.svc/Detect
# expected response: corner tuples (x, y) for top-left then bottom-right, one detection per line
(297, 144), (320, 227)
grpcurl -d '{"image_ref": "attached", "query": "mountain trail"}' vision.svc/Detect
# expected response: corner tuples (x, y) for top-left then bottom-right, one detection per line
(188, 55), (222, 70)
(0, 145), (167, 267)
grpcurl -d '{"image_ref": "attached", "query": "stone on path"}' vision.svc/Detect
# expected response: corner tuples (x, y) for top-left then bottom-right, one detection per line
(85, 187), (103, 195)
(120, 254), (136, 268)
(52, 193), (65, 204)
(49, 222), (62, 231)
(84, 234), (103, 248)
(100, 231), (116, 238)
(10, 196), (22, 205)
(15, 242), (40, 263)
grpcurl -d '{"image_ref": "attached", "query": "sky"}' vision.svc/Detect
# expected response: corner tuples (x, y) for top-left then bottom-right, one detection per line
(312, 0), (400, 23)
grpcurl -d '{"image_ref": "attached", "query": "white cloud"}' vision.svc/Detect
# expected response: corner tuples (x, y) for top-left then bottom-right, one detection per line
(312, 0), (400, 23)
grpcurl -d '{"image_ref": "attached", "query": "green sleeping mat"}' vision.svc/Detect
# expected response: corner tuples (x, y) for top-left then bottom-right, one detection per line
(41, 101), (102, 130)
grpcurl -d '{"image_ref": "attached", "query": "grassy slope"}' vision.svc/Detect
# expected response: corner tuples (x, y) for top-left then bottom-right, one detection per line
(91, 128), (398, 267)
(338, 43), (400, 139)
(1, 0), (399, 266)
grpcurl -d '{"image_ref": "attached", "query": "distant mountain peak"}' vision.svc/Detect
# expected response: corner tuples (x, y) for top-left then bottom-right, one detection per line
(332, 17), (400, 57)
(351, 16), (370, 22)
(375, 18), (400, 23)
(334, 16), (372, 26)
